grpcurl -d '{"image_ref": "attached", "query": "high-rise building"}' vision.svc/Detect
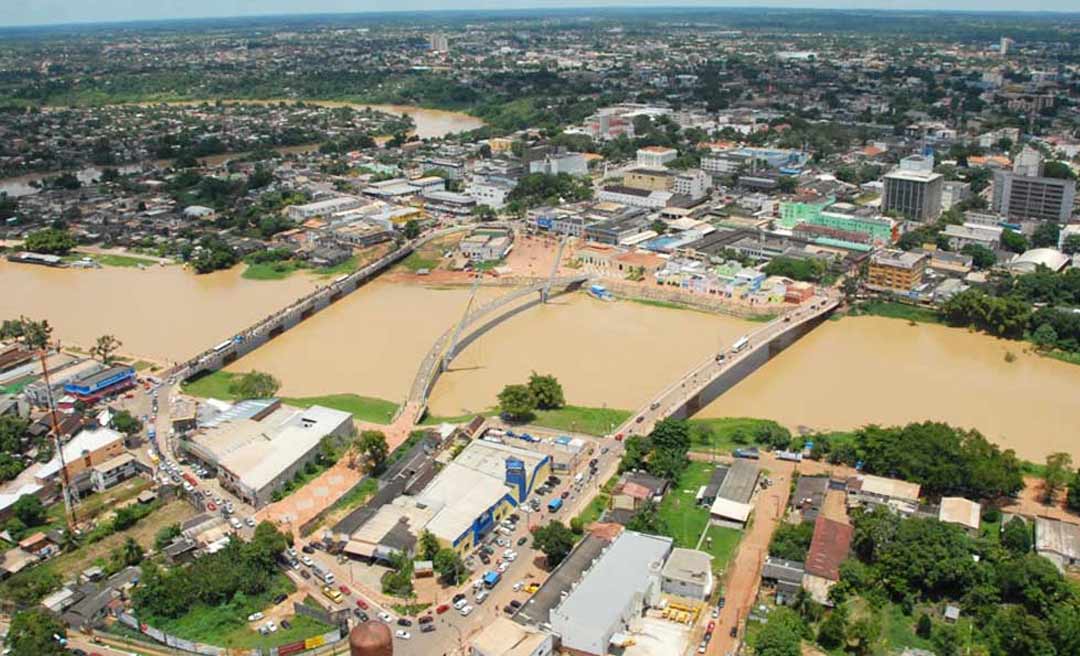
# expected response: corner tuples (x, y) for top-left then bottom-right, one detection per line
(428, 33), (449, 52)
(992, 147), (1077, 223)
(882, 158), (943, 221)
(868, 250), (928, 292)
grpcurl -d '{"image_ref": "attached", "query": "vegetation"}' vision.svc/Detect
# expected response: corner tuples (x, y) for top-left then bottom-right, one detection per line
(769, 521), (814, 562)
(532, 521), (577, 567)
(529, 405), (630, 436)
(381, 552), (415, 598)
(849, 301), (941, 325)
(356, 430), (389, 474)
(763, 256), (830, 283)
(527, 372), (565, 410)
(505, 172), (593, 214)
(91, 333), (123, 363)
(619, 418), (691, 482)
(24, 228), (76, 255)
(688, 416), (795, 453)
(280, 393), (399, 424)
(497, 383), (537, 421)
(228, 370), (281, 399)
(6, 608), (67, 656)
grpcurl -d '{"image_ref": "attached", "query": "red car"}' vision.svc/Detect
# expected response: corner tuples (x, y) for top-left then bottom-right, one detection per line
(435, 604), (450, 615)
(707, 621), (715, 633)
(355, 599), (368, 610)
(614, 433), (624, 441)
(339, 585), (351, 596)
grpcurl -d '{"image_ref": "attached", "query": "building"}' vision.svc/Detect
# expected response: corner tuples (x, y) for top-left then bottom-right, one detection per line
(673, 169), (710, 200)
(1035, 516), (1080, 572)
(529, 152), (588, 177)
(624, 168), (675, 192)
(846, 474), (921, 514)
(636, 146), (677, 169)
(548, 530), (673, 656)
(1007, 248), (1071, 274)
(469, 179), (516, 209)
(777, 201), (895, 246)
(882, 168), (944, 221)
(802, 516), (854, 604)
(868, 249), (927, 292)
(63, 366), (136, 404)
(941, 181), (971, 211)
(415, 439), (551, 555)
(458, 229), (513, 262)
(429, 33), (449, 52)
(791, 475), (829, 523)
(938, 497), (981, 532)
(187, 401), (355, 507)
(595, 185), (673, 210)
(286, 196), (363, 221)
(89, 453), (143, 493)
(992, 146), (1076, 223)
(660, 548), (714, 600)
(941, 224), (1001, 251)
(762, 557), (806, 604)
(35, 427), (125, 486)
(470, 617), (553, 656)
(709, 460), (760, 528)
(612, 471), (669, 511)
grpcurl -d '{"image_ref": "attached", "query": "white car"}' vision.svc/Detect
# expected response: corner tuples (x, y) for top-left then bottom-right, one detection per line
(512, 581), (524, 592)
(301, 555), (314, 567)
(247, 612), (264, 622)
(505, 551), (517, 562)
(497, 562), (509, 573)
(265, 621), (277, 633)
(453, 598), (468, 610)
(503, 549), (514, 559)
(245, 516), (256, 527)
(395, 630), (411, 640)
(379, 612), (393, 623)
(229, 518), (242, 530)
(459, 605), (474, 617)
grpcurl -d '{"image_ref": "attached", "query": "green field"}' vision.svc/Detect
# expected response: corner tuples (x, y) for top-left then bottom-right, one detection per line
(314, 255), (359, 276)
(242, 261), (303, 280)
(657, 462), (716, 549)
(575, 475), (618, 526)
(65, 251), (163, 268)
(529, 405), (632, 436)
(280, 393), (399, 424)
(401, 252), (440, 272)
(687, 417), (792, 454)
(180, 370), (241, 400)
(703, 525), (742, 573)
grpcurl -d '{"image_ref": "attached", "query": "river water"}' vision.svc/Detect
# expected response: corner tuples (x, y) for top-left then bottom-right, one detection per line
(0, 104), (484, 197)
(696, 316), (1080, 462)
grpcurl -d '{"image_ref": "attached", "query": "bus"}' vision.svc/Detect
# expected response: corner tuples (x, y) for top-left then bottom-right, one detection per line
(731, 336), (749, 353)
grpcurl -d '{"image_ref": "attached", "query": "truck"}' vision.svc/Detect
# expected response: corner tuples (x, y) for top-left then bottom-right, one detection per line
(482, 570), (501, 589)
(548, 498), (563, 513)
(733, 447), (760, 460)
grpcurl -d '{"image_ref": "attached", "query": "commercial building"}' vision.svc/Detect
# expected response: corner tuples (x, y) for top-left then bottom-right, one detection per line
(1007, 248), (1071, 274)
(529, 152), (588, 177)
(778, 201), (895, 247)
(63, 366), (136, 404)
(415, 439), (551, 554)
(882, 168), (944, 221)
(548, 530), (673, 656)
(470, 179), (516, 209)
(595, 185), (673, 210)
(941, 181), (971, 211)
(458, 229), (514, 262)
(660, 548), (714, 600)
(673, 169), (710, 200)
(941, 223), (1002, 251)
(636, 146), (678, 169)
(286, 196), (363, 221)
(35, 427), (126, 486)
(89, 453), (143, 493)
(470, 617), (553, 656)
(867, 249), (927, 292)
(187, 400), (354, 507)
(992, 146), (1077, 223)
(624, 168), (675, 192)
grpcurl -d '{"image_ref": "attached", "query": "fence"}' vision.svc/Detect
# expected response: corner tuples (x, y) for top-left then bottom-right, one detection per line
(117, 612), (342, 656)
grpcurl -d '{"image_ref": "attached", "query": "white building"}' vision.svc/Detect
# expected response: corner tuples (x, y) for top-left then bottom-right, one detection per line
(636, 146), (677, 169)
(596, 186), (672, 209)
(529, 152), (588, 177)
(470, 180), (515, 209)
(660, 548), (714, 600)
(286, 196), (364, 220)
(471, 617), (553, 656)
(674, 169), (710, 200)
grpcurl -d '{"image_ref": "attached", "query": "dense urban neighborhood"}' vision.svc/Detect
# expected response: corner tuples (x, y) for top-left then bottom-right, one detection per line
(1, 6), (1080, 656)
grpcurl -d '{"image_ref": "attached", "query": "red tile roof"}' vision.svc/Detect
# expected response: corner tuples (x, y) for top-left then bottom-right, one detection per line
(804, 516), (854, 581)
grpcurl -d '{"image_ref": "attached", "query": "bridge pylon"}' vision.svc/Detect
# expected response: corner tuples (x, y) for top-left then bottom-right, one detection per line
(541, 235), (570, 303)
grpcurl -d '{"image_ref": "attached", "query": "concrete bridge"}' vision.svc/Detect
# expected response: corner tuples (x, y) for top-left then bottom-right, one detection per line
(399, 273), (590, 424)
(175, 226), (469, 381)
(617, 293), (842, 438)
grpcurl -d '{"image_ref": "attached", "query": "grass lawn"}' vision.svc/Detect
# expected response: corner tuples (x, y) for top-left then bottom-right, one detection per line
(688, 417), (792, 454)
(401, 252), (441, 272)
(628, 298), (709, 314)
(702, 525), (742, 574)
(528, 405), (631, 436)
(242, 261), (303, 280)
(851, 301), (941, 325)
(181, 370), (240, 400)
(657, 462), (717, 549)
(47, 478), (152, 525)
(314, 255), (360, 277)
(280, 393), (399, 425)
(66, 251), (162, 268)
(575, 475), (618, 526)
(420, 409), (496, 425)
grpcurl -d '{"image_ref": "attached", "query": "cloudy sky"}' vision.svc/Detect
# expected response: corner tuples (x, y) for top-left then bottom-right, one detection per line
(4, 1), (1078, 28)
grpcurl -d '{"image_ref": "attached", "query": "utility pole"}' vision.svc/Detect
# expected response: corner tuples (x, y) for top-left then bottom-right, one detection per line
(37, 346), (77, 533)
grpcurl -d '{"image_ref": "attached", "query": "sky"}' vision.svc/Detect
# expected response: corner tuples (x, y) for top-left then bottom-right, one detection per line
(4, 1), (1079, 28)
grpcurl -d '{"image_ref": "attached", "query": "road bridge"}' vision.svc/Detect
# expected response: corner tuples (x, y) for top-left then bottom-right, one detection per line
(399, 273), (590, 424)
(174, 226), (469, 381)
(617, 293), (841, 437)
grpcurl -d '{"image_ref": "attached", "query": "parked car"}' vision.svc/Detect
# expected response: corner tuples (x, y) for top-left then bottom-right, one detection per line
(418, 615), (433, 625)
(517, 536), (528, 546)
(378, 612), (393, 623)
(247, 612), (264, 622)
(397, 618), (412, 627)
(435, 604), (450, 614)
(338, 585), (351, 596)
(394, 630), (411, 640)
(355, 599), (368, 610)
(421, 623), (436, 633)
(509, 600), (522, 609)
(300, 569), (311, 580)
(273, 594), (287, 604)
(281, 619), (292, 630)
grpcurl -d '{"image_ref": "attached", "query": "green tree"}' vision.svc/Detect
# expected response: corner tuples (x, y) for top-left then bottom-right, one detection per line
(13, 495), (45, 528)
(229, 370), (280, 399)
(1001, 229), (1028, 254)
(1031, 222), (1062, 249)
(1001, 516), (1032, 555)
(847, 614), (882, 656)
(755, 607), (805, 656)
(1031, 323), (1059, 350)
(1044, 452), (1073, 503)
(626, 499), (667, 535)
(419, 530), (440, 562)
(24, 228), (76, 255)
(498, 384), (536, 421)
(120, 537), (145, 566)
(916, 612), (933, 639)
(532, 521), (576, 568)
(1061, 234), (1080, 255)
(110, 409), (143, 438)
(1067, 469), (1080, 513)
(6, 608), (66, 656)
(527, 372), (565, 410)
(769, 521), (815, 562)
(402, 219), (421, 240)
(357, 430), (389, 474)
(817, 607), (848, 649)
(16, 317), (52, 351)
(154, 523), (182, 550)
(90, 334), (122, 363)
(961, 243), (997, 269)
(433, 548), (466, 585)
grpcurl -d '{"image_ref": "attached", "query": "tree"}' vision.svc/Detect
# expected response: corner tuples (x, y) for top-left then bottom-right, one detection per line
(13, 495), (45, 528)
(769, 521), (814, 561)
(961, 244), (997, 269)
(847, 615), (882, 656)
(402, 219), (421, 240)
(527, 372), (565, 410)
(1044, 452), (1073, 503)
(1001, 516), (1032, 555)
(23, 228), (76, 255)
(532, 521), (576, 568)
(916, 612), (933, 639)
(1062, 234), (1080, 255)
(817, 607), (848, 649)
(498, 384), (536, 421)
(110, 410), (143, 438)
(6, 608), (66, 656)
(228, 371), (280, 399)
(419, 530), (440, 562)
(154, 523), (182, 550)
(626, 500), (667, 535)
(1001, 229), (1028, 254)
(1031, 222), (1061, 249)
(433, 548), (466, 585)
(1031, 322), (1059, 350)
(120, 537), (144, 566)
(1068, 469), (1080, 513)
(91, 334), (122, 363)
(755, 607), (805, 656)
(16, 317), (52, 351)
(357, 430), (389, 474)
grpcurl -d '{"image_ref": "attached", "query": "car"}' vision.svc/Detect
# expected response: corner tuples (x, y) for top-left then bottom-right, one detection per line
(394, 630), (411, 640)
(339, 584), (351, 596)
(615, 433), (624, 441)
(707, 621), (715, 633)
(300, 569), (311, 580)
(245, 516), (256, 527)
(729, 626), (738, 638)
(286, 547), (298, 558)
(601, 447), (609, 454)
(229, 517), (242, 530)
(452, 592), (467, 603)
(503, 605), (515, 615)
(517, 536), (528, 546)
(302, 545), (316, 554)
(718, 597), (726, 609)
(635, 416), (644, 423)
(397, 618), (412, 627)
(505, 552), (517, 562)
(273, 594), (288, 604)
(418, 615), (434, 625)
(698, 642), (707, 654)
(560, 491), (570, 499)
(265, 621), (277, 633)
(213, 496), (223, 506)
(353, 610), (369, 622)
(509, 600), (522, 609)
(301, 555), (313, 567)
(378, 612), (393, 623)
(71, 650), (88, 656)
(355, 599), (368, 610)
(497, 562), (509, 573)
(421, 623), (436, 633)
(480, 555), (491, 565)
(503, 549), (514, 558)
(513, 581), (524, 591)
(711, 607), (719, 619)
(458, 605), (474, 617)
(510, 513), (521, 522)
(435, 604), (450, 615)
(281, 619), (292, 630)
(247, 612), (265, 622)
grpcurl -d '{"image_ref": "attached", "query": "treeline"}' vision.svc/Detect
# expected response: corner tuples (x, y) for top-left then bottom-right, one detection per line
(942, 286), (1080, 356)
(810, 421), (1024, 500)
(133, 522), (289, 620)
(505, 172), (593, 214)
(619, 418), (692, 483)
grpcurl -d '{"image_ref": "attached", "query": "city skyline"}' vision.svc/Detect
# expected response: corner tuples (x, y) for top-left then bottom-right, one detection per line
(6, 1), (1080, 28)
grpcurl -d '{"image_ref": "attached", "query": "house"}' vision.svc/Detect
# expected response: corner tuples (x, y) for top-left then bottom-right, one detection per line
(1035, 516), (1080, 572)
(697, 466), (729, 506)
(791, 476), (829, 523)
(611, 471), (669, 511)
(470, 617), (554, 656)
(846, 474), (921, 514)
(938, 497), (981, 532)
(762, 557), (806, 604)
(660, 548), (714, 600)
(802, 516), (854, 605)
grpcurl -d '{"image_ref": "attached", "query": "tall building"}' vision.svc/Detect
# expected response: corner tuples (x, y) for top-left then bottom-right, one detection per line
(992, 147), (1076, 223)
(428, 33), (449, 52)
(868, 250), (928, 292)
(882, 165), (944, 221)
(636, 146), (677, 169)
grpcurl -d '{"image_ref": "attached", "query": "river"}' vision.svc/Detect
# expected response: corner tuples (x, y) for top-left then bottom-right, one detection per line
(0, 259), (319, 363)
(0, 104), (484, 197)
(695, 316), (1080, 462)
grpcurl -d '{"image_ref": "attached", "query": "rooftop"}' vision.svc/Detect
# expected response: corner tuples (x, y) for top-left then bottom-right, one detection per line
(661, 548), (712, 585)
(938, 497), (981, 531)
(805, 516), (854, 581)
(37, 427), (123, 481)
(471, 617), (549, 656)
(716, 460), (760, 505)
(1035, 516), (1080, 560)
